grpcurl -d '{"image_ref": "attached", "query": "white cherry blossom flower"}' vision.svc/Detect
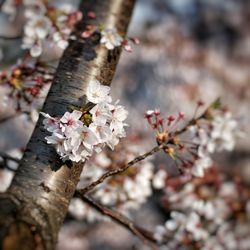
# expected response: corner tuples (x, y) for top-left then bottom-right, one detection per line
(152, 169), (167, 189)
(60, 110), (83, 136)
(192, 200), (215, 220)
(210, 112), (238, 152)
(110, 103), (128, 133)
(185, 212), (205, 240)
(40, 112), (60, 132)
(100, 28), (123, 50)
(24, 2), (46, 19)
(29, 42), (43, 57)
(89, 123), (112, 144)
(57, 39), (69, 50)
(86, 79), (112, 104)
(72, 126), (98, 152)
(22, 16), (52, 57)
(90, 102), (112, 125)
(154, 225), (166, 243)
(191, 156), (213, 177)
(106, 133), (120, 150)
(25, 16), (51, 39)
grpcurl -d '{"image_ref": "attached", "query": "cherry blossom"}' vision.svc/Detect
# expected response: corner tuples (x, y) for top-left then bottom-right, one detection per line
(41, 78), (128, 162)
(40, 112), (60, 132)
(86, 79), (112, 104)
(191, 155), (213, 177)
(100, 28), (123, 50)
(3, 1), (82, 57)
(152, 169), (167, 189)
(154, 168), (250, 249)
(60, 110), (83, 136)
(110, 103), (128, 134)
(210, 111), (239, 152)
(89, 102), (112, 125)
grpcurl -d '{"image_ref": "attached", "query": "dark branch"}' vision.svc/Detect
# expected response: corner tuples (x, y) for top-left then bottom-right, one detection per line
(79, 144), (164, 194)
(0, 152), (20, 171)
(76, 192), (158, 249)
(0, 152), (20, 163)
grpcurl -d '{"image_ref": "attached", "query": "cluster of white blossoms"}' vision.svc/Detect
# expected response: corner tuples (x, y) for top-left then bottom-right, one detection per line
(3, 0), (82, 57)
(22, 3), (52, 57)
(42, 79), (128, 162)
(68, 139), (167, 222)
(154, 169), (250, 249)
(188, 110), (241, 177)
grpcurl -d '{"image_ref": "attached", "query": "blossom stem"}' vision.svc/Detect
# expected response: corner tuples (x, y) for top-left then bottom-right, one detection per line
(79, 144), (165, 194)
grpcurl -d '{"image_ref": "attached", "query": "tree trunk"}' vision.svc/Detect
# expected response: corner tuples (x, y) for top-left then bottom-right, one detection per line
(0, 1), (135, 249)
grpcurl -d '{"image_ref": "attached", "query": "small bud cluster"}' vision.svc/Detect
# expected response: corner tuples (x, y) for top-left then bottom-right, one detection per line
(154, 167), (250, 249)
(145, 100), (242, 177)
(68, 138), (167, 221)
(100, 28), (140, 52)
(0, 60), (53, 112)
(145, 109), (184, 144)
(42, 79), (128, 162)
(78, 11), (140, 52)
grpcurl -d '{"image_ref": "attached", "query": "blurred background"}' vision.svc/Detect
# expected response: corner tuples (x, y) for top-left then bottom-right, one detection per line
(0, 0), (250, 249)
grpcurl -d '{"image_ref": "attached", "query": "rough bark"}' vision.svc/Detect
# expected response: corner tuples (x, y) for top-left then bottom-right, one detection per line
(0, 0), (135, 249)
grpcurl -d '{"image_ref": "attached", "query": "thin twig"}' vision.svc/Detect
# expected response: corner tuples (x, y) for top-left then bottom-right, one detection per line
(76, 192), (158, 249)
(79, 100), (218, 194)
(176, 98), (220, 135)
(79, 144), (165, 194)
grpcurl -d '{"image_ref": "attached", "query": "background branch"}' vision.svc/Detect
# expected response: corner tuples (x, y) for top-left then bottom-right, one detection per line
(79, 144), (164, 194)
(0, 152), (20, 164)
(76, 192), (158, 249)
(0, 152), (20, 171)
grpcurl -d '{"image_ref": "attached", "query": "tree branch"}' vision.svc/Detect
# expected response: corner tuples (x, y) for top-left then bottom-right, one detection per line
(76, 192), (158, 249)
(79, 144), (165, 194)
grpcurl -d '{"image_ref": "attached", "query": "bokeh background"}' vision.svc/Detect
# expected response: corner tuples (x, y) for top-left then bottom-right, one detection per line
(0, 0), (250, 249)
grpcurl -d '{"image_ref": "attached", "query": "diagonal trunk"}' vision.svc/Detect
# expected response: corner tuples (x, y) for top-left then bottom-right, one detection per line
(0, 1), (135, 249)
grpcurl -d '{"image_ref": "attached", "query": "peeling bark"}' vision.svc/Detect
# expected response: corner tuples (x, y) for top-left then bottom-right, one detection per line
(0, 0), (135, 249)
